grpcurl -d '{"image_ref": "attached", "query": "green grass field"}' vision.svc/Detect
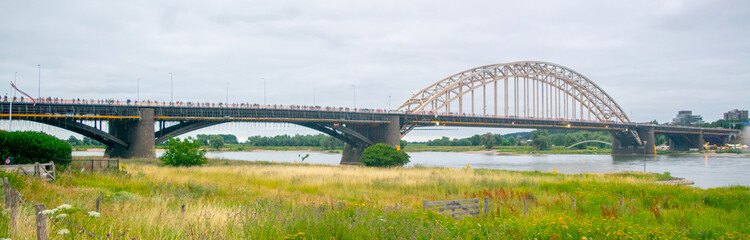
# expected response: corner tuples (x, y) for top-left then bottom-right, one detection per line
(1, 158), (748, 239)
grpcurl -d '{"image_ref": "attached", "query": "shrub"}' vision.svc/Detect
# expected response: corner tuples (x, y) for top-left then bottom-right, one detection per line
(159, 137), (207, 167)
(0, 131), (71, 165)
(361, 143), (410, 167)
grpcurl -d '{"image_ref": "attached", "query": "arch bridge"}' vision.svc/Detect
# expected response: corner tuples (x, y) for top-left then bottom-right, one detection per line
(1, 61), (740, 163)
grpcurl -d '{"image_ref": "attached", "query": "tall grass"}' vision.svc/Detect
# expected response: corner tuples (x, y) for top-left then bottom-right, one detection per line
(0, 158), (748, 239)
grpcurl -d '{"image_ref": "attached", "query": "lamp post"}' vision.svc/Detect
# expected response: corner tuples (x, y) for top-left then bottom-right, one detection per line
(169, 72), (174, 103)
(262, 78), (266, 105)
(313, 88), (316, 106)
(37, 64), (40, 100)
(352, 85), (356, 109)
(9, 72), (17, 131)
(137, 77), (140, 103)
(226, 82), (229, 106)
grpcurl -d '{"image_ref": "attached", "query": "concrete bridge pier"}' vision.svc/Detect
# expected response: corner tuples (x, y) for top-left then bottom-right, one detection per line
(340, 115), (401, 165)
(105, 108), (155, 158)
(667, 132), (705, 151)
(611, 126), (656, 155)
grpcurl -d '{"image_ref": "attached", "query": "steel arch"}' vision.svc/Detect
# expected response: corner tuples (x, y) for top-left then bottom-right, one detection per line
(397, 61), (630, 123)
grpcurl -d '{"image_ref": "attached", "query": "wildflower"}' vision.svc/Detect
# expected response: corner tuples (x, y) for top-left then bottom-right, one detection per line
(88, 211), (101, 217)
(39, 209), (55, 215)
(56, 204), (72, 210)
(58, 229), (70, 235)
(55, 213), (68, 219)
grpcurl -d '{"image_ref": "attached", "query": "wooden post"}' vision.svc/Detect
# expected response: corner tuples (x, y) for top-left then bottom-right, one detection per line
(3, 177), (9, 208)
(91, 159), (94, 172)
(96, 198), (101, 212)
(422, 200), (428, 211)
(484, 197), (489, 215)
(35, 204), (49, 240)
(620, 196), (625, 208)
(9, 189), (18, 234)
(181, 204), (186, 220)
(523, 199), (527, 217)
(572, 198), (577, 211)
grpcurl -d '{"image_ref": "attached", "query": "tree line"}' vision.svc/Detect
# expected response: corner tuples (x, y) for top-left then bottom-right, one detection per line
(422, 130), (614, 150)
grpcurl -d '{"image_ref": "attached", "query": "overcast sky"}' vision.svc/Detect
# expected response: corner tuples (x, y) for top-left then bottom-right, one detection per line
(1, 0), (748, 141)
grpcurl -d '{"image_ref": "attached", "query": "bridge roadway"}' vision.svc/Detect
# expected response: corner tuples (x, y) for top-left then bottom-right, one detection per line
(0, 100), (740, 163)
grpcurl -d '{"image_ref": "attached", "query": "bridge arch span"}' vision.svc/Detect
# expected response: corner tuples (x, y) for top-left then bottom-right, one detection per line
(397, 61), (630, 123)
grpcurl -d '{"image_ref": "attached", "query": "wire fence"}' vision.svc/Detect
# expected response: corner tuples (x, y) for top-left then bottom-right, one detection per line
(68, 159), (120, 172)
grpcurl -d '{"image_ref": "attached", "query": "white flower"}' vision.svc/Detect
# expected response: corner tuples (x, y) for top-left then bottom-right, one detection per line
(55, 213), (68, 219)
(58, 229), (70, 235)
(88, 211), (100, 217)
(39, 209), (55, 215)
(55, 204), (72, 210)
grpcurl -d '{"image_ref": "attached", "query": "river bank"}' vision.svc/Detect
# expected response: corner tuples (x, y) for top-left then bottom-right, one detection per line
(2, 158), (748, 239)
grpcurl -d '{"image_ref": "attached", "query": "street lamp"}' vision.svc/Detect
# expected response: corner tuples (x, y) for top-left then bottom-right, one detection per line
(226, 82), (229, 106)
(37, 64), (40, 100)
(388, 94), (391, 111)
(169, 72), (173, 103)
(352, 85), (356, 109)
(137, 77), (140, 102)
(262, 78), (266, 105)
(9, 72), (17, 131)
(313, 88), (316, 106)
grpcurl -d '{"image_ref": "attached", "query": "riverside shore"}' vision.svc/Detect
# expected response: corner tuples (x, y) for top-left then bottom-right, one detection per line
(2, 157), (747, 239)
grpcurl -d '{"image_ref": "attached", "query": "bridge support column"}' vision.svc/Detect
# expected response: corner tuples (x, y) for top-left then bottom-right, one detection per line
(340, 115), (401, 165)
(611, 126), (655, 155)
(667, 132), (704, 151)
(105, 108), (155, 158)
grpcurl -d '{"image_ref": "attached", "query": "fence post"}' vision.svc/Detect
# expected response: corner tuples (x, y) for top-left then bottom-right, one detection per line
(91, 159), (94, 172)
(620, 196), (625, 208)
(96, 198), (101, 212)
(35, 203), (49, 240)
(181, 204), (186, 220)
(3, 177), (9, 208)
(422, 200), (428, 211)
(572, 198), (577, 211)
(523, 199), (527, 217)
(10, 189), (18, 235)
(484, 197), (489, 215)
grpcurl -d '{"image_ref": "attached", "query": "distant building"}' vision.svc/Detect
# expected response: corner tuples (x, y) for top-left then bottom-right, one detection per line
(671, 110), (703, 126)
(723, 109), (748, 121)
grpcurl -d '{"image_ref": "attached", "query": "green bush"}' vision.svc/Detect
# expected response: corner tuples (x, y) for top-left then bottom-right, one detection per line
(159, 137), (207, 167)
(361, 143), (410, 167)
(0, 131), (71, 165)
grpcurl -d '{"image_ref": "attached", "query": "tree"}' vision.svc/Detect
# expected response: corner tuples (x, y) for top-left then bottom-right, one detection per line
(0, 131), (72, 165)
(480, 132), (496, 150)
(399, 140), (408, 149)
(219, 134), (239, 144)
(196, 134), (210, 146)
(494, 134), (506, 146)
(66, 136), (81, 146)
(507, 137), (518, 146)
(530, 130), (551, 151)
(160, 137), (207, 167)
(360, 143), (410, 167)
(209, 135), (225, 150)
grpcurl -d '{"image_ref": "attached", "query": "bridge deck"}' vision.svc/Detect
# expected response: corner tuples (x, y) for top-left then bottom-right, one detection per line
(0, 101), (739, 136)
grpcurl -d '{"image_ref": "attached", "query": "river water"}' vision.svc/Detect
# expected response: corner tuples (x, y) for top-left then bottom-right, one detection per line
(73, 151), (749, 189)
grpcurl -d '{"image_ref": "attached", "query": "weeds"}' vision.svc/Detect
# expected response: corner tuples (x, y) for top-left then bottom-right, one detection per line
(0, 159), (747, 239)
